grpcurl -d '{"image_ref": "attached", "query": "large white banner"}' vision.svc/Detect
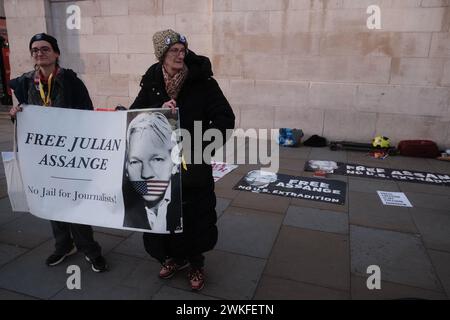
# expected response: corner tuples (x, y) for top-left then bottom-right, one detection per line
(16, 105), (182, 234)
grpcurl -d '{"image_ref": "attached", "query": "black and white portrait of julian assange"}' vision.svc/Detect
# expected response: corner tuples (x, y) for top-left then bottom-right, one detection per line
(122, 111), (182, 233)
(244, 170), (278, 189)
(306, 160), (339, 173)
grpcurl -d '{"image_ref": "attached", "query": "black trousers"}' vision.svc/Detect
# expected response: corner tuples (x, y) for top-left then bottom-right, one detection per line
(143, 187), (218, 270)
(51, 221), (102, 259)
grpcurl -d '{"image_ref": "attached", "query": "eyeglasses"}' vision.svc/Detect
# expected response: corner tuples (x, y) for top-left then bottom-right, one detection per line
(31, 46), (52, 55)
(167, 48), (187, 57)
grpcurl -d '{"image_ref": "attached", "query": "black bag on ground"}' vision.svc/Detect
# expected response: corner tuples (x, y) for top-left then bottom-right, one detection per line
(303, 135), (327, 147)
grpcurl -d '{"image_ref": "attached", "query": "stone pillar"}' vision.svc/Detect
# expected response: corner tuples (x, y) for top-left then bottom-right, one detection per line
(4, 0), (51, 79)
(0, 0), (5, 17)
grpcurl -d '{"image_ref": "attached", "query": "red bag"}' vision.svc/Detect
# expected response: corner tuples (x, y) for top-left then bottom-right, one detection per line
(397, 140), (440, 158)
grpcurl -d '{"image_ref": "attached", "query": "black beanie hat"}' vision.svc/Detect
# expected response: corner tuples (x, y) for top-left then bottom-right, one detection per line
(29, 33), (60, 54)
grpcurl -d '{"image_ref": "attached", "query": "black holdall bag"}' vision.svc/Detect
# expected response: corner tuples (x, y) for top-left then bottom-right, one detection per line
(303, 135), (327, 147)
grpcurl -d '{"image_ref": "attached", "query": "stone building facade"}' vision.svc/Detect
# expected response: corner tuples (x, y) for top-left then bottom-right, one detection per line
(3, 0), (450, 147)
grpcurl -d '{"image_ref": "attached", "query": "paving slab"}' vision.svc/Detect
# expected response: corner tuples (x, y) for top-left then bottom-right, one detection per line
(92, 232), (127, 256)
(0, 243), (28, 267)
(120, 258), (164, 293)
(284, 206), (348, 235)
(0, 288), (38, 300)
(167, 250), (266, 300)
(411, 208), (450, 252)
(0, 197), (25, 226)
(348, 177), (400, 193)
(350, 225), (442, 292)
(278, 158), (307, 173)
(0, 232), (124, 299)
(428, 250), (450, 298)
(0, 126), (13, 133)
(214, 187), (240, 201)
(58, 285), (151, 300)
(0, 130), (12, 136)
(309, 147), (348, 162)
(231, 191), (290, 214)
(254, 275), (349, 300)
(0, 135), (12, 144)
(279, 146), (311, 158)
(0, 161), (4, 179)
(324, 173), (348, 183)
(216, 207), (283, 259)
(215, 172), (245, 190)
(397, 181), (450, 196)
(0, 240), (77, 299)
(345, 158), (393, 169)
(299, 168), (349, 182)
(277, 168), (305, 178)
(112, 232), (149, 260)
(406, 192), (450, 211)
(386, 156), (433, 171)
(0, 141), (13, 152)
(265, 226), (350, 291)
(214, 172), (242, 200)
(215, 197), (231, 219)
(347, 152), (393, 168)
(426, 159), (450, 174)
(0, 130), (449, 301)
(0, 178), (8, 199)
(290, 197), (348, 213)
(93, 226), (133, 238)
(233, 164), (263, 176)
(0, 214), (53, 248)
(153, 285), (218, 300)
(0, 129), (13, 135)
(53, 253), (156, 300)
(351, 275), (447, 300)
(349, 192), (417, 234)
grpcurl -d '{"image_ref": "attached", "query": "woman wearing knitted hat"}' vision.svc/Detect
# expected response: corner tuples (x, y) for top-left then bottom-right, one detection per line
(129, 29), (235, 291)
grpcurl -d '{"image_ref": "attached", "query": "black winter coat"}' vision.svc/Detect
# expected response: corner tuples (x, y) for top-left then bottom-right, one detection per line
(132, 51), (235, 262)
(9, 68), (93, 110)
(122, 173), (182, 233)
(130, 51), (235, 190)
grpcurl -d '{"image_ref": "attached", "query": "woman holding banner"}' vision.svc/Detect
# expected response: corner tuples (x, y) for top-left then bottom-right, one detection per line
(8, 33), (108, 273)
(129, 29), (235, 291)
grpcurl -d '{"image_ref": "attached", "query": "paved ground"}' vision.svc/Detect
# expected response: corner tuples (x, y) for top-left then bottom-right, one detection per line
(0, 117), (449, 300)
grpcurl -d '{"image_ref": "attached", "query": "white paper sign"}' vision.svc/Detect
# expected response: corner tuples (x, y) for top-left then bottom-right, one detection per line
(377, 191), (413, 207)
(211, 161), (238, 182)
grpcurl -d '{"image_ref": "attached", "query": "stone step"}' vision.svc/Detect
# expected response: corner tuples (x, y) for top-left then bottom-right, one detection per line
(0, 112), (11, 120)
(0, 104), (12, 120)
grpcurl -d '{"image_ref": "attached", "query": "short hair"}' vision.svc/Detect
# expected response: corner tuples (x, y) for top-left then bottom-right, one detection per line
(29, 33), (60, 54)
(126, 112), (175, 154)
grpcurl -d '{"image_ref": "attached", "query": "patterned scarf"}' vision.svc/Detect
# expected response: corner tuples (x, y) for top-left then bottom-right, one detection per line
(162, 64), (188, 100)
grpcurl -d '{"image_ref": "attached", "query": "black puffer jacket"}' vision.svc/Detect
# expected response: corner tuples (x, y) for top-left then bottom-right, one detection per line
(130, 51), (235, 191)
(9, 68), (93, 110)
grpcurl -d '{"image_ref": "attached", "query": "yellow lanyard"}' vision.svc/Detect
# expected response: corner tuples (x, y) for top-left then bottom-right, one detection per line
(181, 154), (187, 171)
(38, 73), (53, 106)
